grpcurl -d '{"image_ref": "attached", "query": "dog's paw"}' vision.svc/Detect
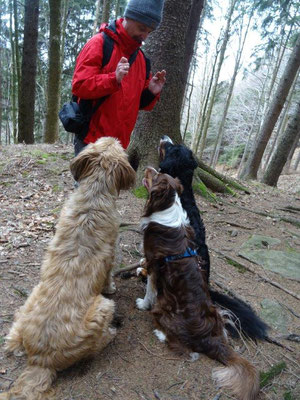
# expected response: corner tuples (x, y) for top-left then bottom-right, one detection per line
(139, 258), (146, 267)
(153, 329), (166, 343)
(136, 298), (150, 310)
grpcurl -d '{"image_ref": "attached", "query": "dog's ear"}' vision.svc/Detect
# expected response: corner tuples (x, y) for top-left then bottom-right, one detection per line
(144, 177), (176, 216)
(189, 151), (198, 170)
(70, 150), (99, 182)
(109, 158), (136, 193)
(175, 177), (183, 196)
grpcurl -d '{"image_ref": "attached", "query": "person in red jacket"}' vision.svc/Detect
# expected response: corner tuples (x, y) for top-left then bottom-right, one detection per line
(72, 0), (166, 156)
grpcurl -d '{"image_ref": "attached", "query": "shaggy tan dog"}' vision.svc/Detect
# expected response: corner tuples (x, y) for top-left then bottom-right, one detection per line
(0, 137), (136, 400)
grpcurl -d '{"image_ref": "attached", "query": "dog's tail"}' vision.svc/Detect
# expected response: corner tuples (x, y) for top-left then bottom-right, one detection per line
(212, 350), (259, 400)
(0, 365), (56, 400)
(209, 289), (268, 340)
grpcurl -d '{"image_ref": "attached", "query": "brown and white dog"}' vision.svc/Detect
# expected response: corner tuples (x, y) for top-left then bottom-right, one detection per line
(0, 137), (136, 400)
(136, 167), (259, 400)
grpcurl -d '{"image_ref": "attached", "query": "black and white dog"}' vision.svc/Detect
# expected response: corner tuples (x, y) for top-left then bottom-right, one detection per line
(158, 136), (268, 340)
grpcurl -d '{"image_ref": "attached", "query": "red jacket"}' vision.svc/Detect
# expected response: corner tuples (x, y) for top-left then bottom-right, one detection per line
(72, 18), (159, 149)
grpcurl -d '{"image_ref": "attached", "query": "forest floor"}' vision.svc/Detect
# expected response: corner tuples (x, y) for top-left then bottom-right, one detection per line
(0, 143), (299, 400)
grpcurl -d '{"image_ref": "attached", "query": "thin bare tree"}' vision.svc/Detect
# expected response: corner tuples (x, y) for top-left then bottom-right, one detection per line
(44, 0), (63, 143)
(261, 101), (300, 186)
(18, 0), (39, 144)
(240, 33), (300, 180)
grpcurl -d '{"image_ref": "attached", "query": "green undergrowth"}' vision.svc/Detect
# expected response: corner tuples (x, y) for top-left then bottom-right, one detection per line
(260, 361), (286, 388)
(132, 186), (148, 199)
(224, 256), (247, 273)
(193, 181), (217, 202)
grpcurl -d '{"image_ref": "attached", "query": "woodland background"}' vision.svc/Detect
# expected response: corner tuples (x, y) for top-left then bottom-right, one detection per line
(0, 2), (300, 399)
(0, 0), (299, 188)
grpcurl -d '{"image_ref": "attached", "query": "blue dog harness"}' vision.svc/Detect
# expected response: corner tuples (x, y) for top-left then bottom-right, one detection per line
(165, 247), (198, 263)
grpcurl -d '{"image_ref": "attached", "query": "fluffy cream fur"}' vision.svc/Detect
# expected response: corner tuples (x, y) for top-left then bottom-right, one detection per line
(0, 137), (136, 400)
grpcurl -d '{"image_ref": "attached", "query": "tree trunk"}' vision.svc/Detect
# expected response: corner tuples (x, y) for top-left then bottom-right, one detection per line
(239, 33), (300, 180)
(193, 0), (237, 155)
(13, 0), (21, 96)
(44, 0), (62, 143)
(262, 70), (299, 172)
(101, 0), (111, 23)
(93, 0), (101, 34)
(264, 25), (292, 113)
(18, 0), (39, 144)
(237, 67), (269, 178)
(127, 0), (194, 182)
(9, 1), (17, 142)
(192, 46), (218, 155)
(210, 8), (253, 168)
(293, 146), (300, 170)
(283, 130), (300, 173)
(115, 0), (120, 18)
(61, 0), (70, 63)
(182, 0), (204, 91)
(261, 101), (300, 186)
(183, 62), (196, 141)
(0, 5), (2, 144)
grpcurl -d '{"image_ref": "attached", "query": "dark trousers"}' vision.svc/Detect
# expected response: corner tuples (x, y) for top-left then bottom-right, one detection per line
(74, 135), (88, 157)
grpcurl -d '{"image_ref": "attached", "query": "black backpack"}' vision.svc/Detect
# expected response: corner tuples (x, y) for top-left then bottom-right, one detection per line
(59, 21), (151, 140)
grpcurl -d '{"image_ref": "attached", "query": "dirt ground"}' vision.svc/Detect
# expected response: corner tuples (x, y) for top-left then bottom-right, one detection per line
(0, 143), (299, 400)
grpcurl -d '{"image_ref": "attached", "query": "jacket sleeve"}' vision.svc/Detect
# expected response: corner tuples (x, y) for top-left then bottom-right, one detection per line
(72, 34), (120, 100)
(139, 72), (160, 111)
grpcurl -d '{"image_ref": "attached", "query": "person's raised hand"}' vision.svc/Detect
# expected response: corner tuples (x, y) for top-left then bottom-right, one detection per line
(148, 70), (166, 95)
(116, 57), (130, 84)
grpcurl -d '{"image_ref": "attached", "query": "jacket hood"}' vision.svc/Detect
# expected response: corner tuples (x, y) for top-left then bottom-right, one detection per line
(100, 18), (141, 57)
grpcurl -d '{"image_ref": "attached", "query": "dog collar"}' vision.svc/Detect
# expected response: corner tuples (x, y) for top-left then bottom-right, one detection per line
(165, 247), (198, 262)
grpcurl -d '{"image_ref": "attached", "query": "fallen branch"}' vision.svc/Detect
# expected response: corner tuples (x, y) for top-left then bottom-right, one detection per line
(196, 159), (251, 194)
(220, 199), (300, 228)
(265, 337), (293, 352)
(114, 262), (140, 276)
(213, 250), (300, 301)
(279, 302), (300, 319)
(213, 220), (254, 230)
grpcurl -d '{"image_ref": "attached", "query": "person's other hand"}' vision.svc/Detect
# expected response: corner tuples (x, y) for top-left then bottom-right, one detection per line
(116, 57), (130, 83)
(148, 70), (166, 95)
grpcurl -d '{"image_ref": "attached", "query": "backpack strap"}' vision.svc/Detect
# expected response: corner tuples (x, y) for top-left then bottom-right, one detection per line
(139, 49), (151, 80)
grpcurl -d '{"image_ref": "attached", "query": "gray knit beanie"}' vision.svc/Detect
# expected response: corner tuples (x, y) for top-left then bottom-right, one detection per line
(124, 0), (165, 29)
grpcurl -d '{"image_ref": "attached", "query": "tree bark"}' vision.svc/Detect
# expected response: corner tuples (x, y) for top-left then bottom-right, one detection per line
(182, 0), (205, 91)
(9, 1), (17, 142)
(283, 130), (300, 173)
(13, 0), (21, 96)
(101, 0), (111, 23)
(18, 0), (39, 144)
(127, 0), (194, 182)
(193, 0), (237, 155)
(0, 5), (2, 144)
(210, 8), (253, 168)
(261, 101), (300, 186)
(191, 46), (218, 155)
(239, 33), (300, 180)
(262, 70), (299, 172)
(93, 0), (101, 34)
(44, 0), (62, 143)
